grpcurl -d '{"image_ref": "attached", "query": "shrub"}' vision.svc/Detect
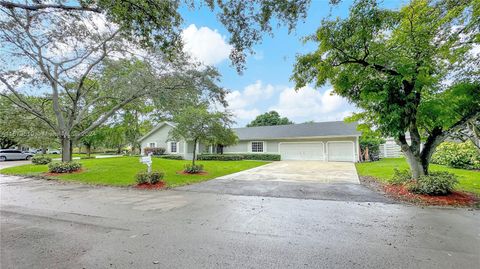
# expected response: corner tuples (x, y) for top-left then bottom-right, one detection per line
(359, 136), (385, 162)
(32, 155), (52, 165)
(239, 154), (281, 161)
(157, 155), (183, 160)
(388, 168), (412, 185)
(135, 170), (165, 184)
(143, 147), (166, 156)
(135, 171), (149, 184)
(408, 171), (459, 195)
(197, 154), (244, 161)
(48, 162), (82, 173)
(432, 141), (480, 170)
(184, 164), (204, 174)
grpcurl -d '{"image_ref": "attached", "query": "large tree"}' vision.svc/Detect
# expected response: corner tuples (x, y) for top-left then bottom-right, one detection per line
(0, 95), (56, 150)
(247, 111), (293, 127)
(0, 5), (225, 161)
(0, 0), (312, 71)
(293, 0), (480, 178)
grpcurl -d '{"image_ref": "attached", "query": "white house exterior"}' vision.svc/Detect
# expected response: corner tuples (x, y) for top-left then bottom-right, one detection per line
(139, 121), (362, 162)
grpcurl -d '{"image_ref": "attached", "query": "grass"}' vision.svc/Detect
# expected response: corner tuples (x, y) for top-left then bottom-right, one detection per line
(0, 157), (269, 187)
(356, 158), (480, 195)
(34, 153), (100, 158)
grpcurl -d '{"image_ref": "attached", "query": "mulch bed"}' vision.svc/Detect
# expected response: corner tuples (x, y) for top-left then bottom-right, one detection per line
(176, 171), (208, 175)
(383, 184), (478, 206)
(134, 181), (166, 190)
(360, 176), (478, 207)
(43, 169), (85, 177)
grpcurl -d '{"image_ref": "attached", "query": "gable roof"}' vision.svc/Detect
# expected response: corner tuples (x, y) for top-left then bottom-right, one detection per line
(233, 121), (360, 140)
(138, 121), (176, 142)
(139, 120), (360, 142)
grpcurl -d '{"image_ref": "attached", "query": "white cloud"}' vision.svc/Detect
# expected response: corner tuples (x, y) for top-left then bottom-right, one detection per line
(181, 24), (232, 65)
(270, 86), (354, 122)
(225, 80), (276, 121)
(243, 80), (275, 99)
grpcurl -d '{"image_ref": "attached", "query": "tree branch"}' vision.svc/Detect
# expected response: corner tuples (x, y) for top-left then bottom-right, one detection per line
(0, 1), (100, 12)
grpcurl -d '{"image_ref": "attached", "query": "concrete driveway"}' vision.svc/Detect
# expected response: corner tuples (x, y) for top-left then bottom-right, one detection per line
(177, 161), (388, 202)
(216, 161), (360, 183)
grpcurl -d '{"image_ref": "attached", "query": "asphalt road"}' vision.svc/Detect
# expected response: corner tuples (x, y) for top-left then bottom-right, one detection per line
(1, 174), (479, 268)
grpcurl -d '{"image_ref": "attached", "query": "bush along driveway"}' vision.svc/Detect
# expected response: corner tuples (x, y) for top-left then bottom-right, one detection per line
(356, 158), (480, 206)
(0, 157), (269, 187)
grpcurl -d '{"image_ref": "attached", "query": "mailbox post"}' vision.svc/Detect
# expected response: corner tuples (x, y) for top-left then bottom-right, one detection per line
(140, 153), (153, 173)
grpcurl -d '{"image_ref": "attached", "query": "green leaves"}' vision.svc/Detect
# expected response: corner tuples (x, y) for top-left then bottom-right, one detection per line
(246, 111), (293, 127)
(169, 106), (236, 147)
(293, 0), (479, 139)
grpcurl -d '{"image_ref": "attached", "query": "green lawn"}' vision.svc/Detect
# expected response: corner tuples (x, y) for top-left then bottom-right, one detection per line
(34, 153), (97, 159)
(0, 157), (268, 187)
(356, 158), (480, 195)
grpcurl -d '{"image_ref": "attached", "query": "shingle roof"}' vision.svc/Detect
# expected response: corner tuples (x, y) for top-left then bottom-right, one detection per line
(233, 121), (360, 140)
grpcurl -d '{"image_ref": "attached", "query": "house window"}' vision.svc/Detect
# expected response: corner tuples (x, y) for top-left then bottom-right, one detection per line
(149, 142), (156, 148)
(170, 142), (177, 153)
(251, 141), (264, 153)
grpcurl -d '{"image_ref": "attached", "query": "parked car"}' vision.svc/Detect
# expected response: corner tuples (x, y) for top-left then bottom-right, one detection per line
(47, 149), (61, 154)
(0, 149), (34, 161)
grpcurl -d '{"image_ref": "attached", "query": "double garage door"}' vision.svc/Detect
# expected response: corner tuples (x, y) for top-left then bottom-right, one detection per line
(279, 142), (355, 162)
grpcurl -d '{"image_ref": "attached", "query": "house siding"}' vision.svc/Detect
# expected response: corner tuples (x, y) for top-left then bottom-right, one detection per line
(140, 124), (185, 155)
(223, 136), (359, 161)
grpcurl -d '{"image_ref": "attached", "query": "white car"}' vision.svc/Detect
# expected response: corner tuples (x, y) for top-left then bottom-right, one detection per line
(48, 149), (61, 154)
(0, 149), (34, 161)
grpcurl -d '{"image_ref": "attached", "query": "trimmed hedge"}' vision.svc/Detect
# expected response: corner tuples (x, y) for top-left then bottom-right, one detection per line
(48, 162), (82, 173)
(32, 155), (52, 165)
(197, 153), (281, 161)
(135, 170), (165, 184)
(197, 154), (243, 161)
(157, 155), (183, 160)
(240, 153), (281, 161)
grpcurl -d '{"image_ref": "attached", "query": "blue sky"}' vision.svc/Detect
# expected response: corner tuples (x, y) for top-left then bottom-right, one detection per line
(179, 1), (404, 127)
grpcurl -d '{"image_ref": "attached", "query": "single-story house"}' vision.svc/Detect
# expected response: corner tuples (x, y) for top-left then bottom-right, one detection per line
(139, 121), (361, 162)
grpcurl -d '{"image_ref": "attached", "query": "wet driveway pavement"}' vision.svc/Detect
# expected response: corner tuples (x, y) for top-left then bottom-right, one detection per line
(177, 161), (389, 202)
(1, 169), (479, 268)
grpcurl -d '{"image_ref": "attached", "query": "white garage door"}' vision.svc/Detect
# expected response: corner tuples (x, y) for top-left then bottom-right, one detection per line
(279, 143), (324, 160)
(327, 142), (354, 162)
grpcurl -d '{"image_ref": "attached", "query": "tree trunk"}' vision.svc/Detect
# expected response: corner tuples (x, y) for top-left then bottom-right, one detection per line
(396, 135), (426, 179)
(86, 144), (91, 157)
(192, 139), (197, 166)
(404, 150), (426, 179)
(61, 137), (72, 162)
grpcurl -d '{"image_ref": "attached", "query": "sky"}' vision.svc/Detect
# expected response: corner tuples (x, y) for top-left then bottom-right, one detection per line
(178, 0), (404, 127)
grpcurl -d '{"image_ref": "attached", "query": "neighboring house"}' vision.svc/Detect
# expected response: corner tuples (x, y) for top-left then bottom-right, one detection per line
(139, 121), (361, 162)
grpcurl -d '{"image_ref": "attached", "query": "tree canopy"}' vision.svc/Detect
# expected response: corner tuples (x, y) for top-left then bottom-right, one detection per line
(293, 0), (480, 178)
(0, 0), (313, 71)
(247, 111), (293, 127)
(169, 106), (235, 165)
